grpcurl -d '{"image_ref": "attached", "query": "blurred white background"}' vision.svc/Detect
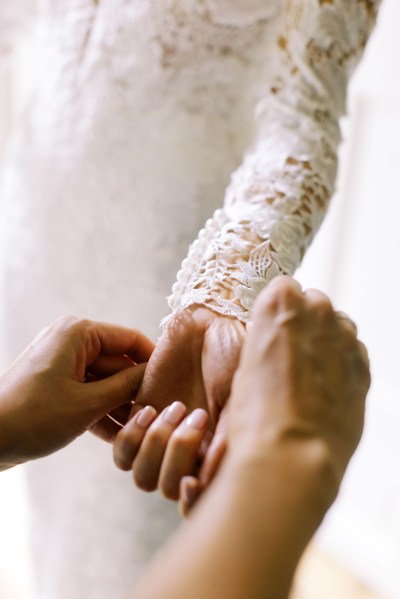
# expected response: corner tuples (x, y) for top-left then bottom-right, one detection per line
(297, 1), (400, 595)
(0, 1), (399, 597)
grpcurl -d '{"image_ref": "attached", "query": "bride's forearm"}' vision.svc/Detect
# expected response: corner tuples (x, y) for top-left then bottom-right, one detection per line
(164, 1), (381, 327)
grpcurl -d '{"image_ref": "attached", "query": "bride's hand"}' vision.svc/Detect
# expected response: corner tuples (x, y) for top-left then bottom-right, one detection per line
(113, 306), (245, 499)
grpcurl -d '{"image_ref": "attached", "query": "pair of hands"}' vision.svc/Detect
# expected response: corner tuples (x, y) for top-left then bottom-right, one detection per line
(0, 301), (243, 513)
(113, 277), (370, 514)
(113, 306), (245, 511)
(0, 277), (370, 519)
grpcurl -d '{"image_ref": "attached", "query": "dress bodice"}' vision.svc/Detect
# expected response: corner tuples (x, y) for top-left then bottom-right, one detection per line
(0, 0), (280, 354)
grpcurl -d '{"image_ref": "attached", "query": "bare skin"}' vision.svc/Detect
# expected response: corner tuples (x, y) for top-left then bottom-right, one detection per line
(126, 276), (370, 599)
(113, 401), (210, 499)
(0, 316), (154, 470)
(0, 277), (370, 599)
(121, 305), (245, 498)
(113, 276), (369, 511)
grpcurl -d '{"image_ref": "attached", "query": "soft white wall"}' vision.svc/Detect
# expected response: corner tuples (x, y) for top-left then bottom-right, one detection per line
(297, 1), (400, 596)
(0, 29), (38, 599)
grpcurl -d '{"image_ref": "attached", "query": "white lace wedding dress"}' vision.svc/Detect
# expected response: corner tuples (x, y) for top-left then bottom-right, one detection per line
(0, 1), (380, 598)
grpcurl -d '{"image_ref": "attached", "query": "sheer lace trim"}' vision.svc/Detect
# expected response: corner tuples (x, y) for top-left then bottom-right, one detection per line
(165, 153), (330, 324)
(165, 0), (382, 324)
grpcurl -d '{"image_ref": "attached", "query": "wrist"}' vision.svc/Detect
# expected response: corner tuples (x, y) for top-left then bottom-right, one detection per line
(163, 304), (247, 340)
(224, 436), (339, 526)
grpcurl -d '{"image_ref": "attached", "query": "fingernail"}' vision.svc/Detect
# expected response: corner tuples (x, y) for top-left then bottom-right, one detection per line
(136, 406), (156, 428)
(163, 402), (186, 425)
(186, 409), (208, 430)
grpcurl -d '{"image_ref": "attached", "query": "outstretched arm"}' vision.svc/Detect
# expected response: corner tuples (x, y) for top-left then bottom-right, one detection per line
(133, 0), (382, 504)
(128, 277), (371, 599)
(167, 0), (382, 322)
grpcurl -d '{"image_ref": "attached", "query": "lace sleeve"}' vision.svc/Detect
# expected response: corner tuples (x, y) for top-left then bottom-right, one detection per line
(165, 0), (382, 324)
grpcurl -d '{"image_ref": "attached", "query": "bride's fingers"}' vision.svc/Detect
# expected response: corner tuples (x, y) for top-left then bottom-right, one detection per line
(158, 409), (209, 501)
(113, 406), (158, 470)
(132, 402), (188, 491)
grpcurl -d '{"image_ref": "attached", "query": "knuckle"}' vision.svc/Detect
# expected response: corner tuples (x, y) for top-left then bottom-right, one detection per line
(258, 284), (281, 310)
(256, 279), (300, 315)
(304, 289), (334, 321)
(169, 430), (190, 451)
(115, 426), (134, 447)
(336, 327), (354, 348)
(52, 316), (96, 341)
(271, 284), (296, 305)
(314, 298), (334, 321)
(164, 309), (198, 339)
(146, 425), (168, 448)
(78, 319), (97, 335)
(52, 314), (81, 331)
(339, 332), (364, 363)
(336, 312), (358, 336)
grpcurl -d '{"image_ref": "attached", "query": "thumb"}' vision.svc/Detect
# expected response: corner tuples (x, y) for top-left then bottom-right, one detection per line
(85, 363), (147, 417)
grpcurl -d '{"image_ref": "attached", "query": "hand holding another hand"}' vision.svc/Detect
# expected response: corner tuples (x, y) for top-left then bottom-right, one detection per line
(118, 278), (371, 599)
(0, 275), (370, 526)
(114, 277), (370, 520)
(225, 277), (370, 508)
(0, 316), (154, 470)
(113, 306), (246, 500)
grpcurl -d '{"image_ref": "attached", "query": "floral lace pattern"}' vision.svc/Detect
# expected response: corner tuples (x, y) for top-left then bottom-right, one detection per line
(167, 0), (382, 323)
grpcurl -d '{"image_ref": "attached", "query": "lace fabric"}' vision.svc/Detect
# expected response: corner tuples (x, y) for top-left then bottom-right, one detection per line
(166, 0), (382, 324)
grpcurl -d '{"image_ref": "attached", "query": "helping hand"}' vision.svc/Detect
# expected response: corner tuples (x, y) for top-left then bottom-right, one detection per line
(179, 277), (371, 514)
(0, 316), (154, 470)
(223, 277), (370, 507)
